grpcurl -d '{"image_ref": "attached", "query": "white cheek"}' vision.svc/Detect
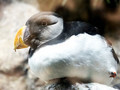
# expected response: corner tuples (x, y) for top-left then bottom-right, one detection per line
(49, 18), (63, 36)
(41, 17), (63, 41)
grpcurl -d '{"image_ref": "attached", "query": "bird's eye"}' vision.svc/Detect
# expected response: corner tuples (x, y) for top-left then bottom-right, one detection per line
(41, 21), (47, 26)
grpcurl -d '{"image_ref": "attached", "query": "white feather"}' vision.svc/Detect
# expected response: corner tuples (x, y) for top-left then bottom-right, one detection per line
(29, 33), (117, 84)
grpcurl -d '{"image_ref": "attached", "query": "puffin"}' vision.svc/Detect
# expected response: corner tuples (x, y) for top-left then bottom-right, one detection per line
(14, 12), (119, 85)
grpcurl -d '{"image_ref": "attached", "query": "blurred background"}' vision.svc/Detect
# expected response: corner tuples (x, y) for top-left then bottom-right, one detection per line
(0, 0), (120, 90)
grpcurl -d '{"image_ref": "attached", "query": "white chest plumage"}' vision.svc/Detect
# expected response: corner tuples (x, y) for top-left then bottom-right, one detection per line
(29, 33), (117, 84)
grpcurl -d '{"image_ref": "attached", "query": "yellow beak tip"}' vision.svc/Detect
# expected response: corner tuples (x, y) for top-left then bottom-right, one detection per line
(14, 26), (29, 51)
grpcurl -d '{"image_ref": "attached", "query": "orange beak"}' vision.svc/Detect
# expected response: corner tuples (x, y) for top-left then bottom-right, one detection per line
(14, 26), (28, 51)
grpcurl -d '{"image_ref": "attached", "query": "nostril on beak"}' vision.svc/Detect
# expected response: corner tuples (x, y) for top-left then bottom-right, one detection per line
(110, 72), (117, 78)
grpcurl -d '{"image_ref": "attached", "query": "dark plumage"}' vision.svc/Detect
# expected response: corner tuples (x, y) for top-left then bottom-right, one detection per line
(58, 21), (101, 40)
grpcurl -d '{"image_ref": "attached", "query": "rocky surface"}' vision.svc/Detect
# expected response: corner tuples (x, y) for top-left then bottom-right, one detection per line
(0, 2), (38, 90)
(40, 83), (119, 90)
(0, 73), (26, 90)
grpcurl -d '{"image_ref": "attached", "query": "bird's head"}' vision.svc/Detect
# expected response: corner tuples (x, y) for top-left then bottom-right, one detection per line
(14, 12), (63, 51)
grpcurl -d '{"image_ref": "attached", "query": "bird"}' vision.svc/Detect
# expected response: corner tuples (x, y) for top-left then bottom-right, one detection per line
(14, 12), (119, 85)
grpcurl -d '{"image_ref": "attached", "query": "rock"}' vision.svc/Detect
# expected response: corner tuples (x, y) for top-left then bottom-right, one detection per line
(0, 2), (38, 73)
(76, 83), (118, 90)
(0, 2), (38, 90)
(39, 83), (118, 90)
(113, 83), (120, 90)
(26, 70), (45, 90)
(0, 73), (26, 90)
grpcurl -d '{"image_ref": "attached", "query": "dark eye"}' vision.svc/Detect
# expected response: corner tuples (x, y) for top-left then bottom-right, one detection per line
(41, 21), (47, 26)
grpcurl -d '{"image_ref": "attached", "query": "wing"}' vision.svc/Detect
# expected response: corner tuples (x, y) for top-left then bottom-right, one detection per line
(111, 49), (119, 64)
(64, 21), (103, 36)
(55, 21), (103, 41)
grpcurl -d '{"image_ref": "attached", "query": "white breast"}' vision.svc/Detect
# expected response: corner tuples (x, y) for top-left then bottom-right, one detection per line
(29, 33), (117, 84)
